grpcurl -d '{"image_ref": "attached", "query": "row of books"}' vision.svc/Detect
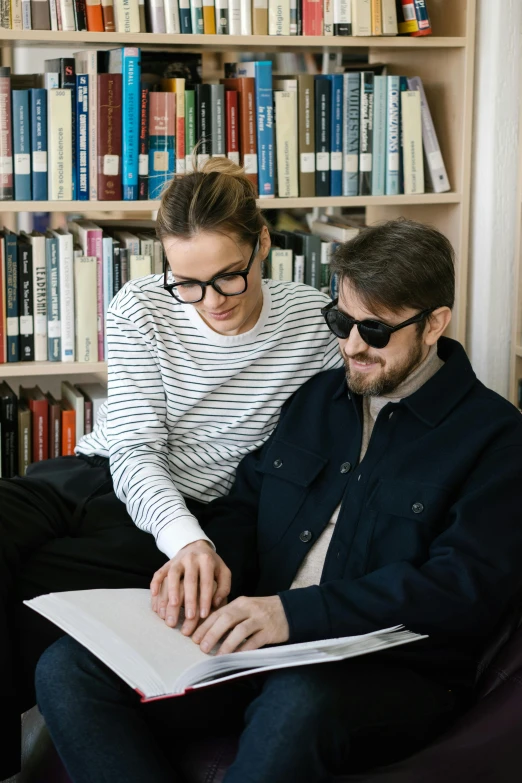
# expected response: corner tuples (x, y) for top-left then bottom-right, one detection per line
(0, 380), (106, 477)
(0, 220), (164, 364)
(0, 0), (433, 37)
(0, 53), (448, 201)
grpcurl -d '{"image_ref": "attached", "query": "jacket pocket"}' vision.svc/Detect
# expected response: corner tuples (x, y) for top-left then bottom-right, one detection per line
(256, 439), (327, 553)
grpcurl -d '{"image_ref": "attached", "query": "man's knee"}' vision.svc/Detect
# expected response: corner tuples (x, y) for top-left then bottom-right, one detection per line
(250, 667), (336, 730)
(35, 637), (98, 710)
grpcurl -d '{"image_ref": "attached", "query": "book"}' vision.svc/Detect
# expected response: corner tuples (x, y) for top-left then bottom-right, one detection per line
(45, 231), (60, 362)
(274, 91), (298, 198)
(114, 0), (140, 29)
(30, 0), (51, 27)
(17, 400), (31, 476)
(26, 588), (426, 701)
(12, 89), (31, 200)
(235, 61), (274, 198)
(381, 0), (397, 34)
(121, 48), (141, 201)
(215, 0), (228, 33)
(62, 380), (85, 444)
(407, 76), (450, 194)
(296, 74), (315, 198)
(17, 235), (34, 361)
(269, 0), (289, 34)
(328, 73), (342, 197)
(333, 0), (351, 34)
(48, 88), (73, 200)
(302, 0), (321, 35)
(352, 0), (370, 35)
(220, 77), (257, 193)
(398, 0), (417, 33)
(385, 74), (400, 195)
(370, 0), (381, 34)
(358, 71), (374, 196)
(73, 254), (97, 362)
(74, 50), (97, 199)
(129, 253), (152, 279)
(412, 0), (431, 37)
(210, 83), (225, 158)
(253, 0), (267, 33)
(196, 82), (211, 166)
(86, 0), (104, 28)
(184, 88), (196, 172)
(179, 0), (191, 31)
(97, 73), (123, 200)
(74, 0), (88, 29)
(24, 231), (47, 361)
(69, 219), (103, 360)
(46, 391), (62, 459)
(342, 71), (359, 197)
(4, 230), (19, 362)
(75, 382), (107, 424)
(314, 75), (330, 198)
(202, 0), (215, 31)
(30, 87), (48, 200)
(371, 75), (387, 196)
(20, 386), (48, 463)
(61, 401), (76, 455)
(76, 74), (89, 200)
(225, 89), (239, 165)
(51, 228), (75, 362)
(0, 67), (13, 201)
(0, 381), (17, 478)
(228, 0), (240, 34)
(401, 88), (424, 194)
(146, 0), (167, 31)
(0, 234), (5, 363)
(164, 0), (180, 32)
(101, 0), (116, 29)
(138, 82), (149, 199)
(148, 92), (175, 200)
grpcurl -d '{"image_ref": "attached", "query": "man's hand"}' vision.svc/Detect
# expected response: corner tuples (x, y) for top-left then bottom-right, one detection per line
(192, 595), (290, 655)
(150, 541), (231, 631)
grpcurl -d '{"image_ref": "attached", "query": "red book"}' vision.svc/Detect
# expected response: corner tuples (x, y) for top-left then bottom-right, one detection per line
(61, 404), (76, 456)
(225, 90), (239, 165)
(0, 67), (13, 201)
(86, 0), (104, 30)
(20, 386), (49, 463)
(138, 84), (150, 200)
(97, 73), (122, 200)
(302, 0), (322, 35)
(84, 399), (93, 435)
(220, 78), (258, 195)
(102, 0), (116, 31)
(46, 392), (62, 459)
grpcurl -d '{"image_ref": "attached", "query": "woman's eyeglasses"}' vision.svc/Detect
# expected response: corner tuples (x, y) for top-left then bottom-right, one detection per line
(321, 299), (437, 349)
(163, 237), (261, 304)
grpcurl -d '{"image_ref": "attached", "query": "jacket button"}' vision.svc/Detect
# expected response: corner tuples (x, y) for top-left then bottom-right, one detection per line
(340, 462), (351, 474)
(412, 502), (424, 514)
(299, 530), (312, 543)
(273, 459), (283, 469)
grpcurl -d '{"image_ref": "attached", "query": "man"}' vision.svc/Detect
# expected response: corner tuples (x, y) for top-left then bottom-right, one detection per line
(35, 219), (522, 783)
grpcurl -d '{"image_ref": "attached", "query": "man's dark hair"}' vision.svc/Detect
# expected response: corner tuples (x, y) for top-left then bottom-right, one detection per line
(331, 218), (455, 316)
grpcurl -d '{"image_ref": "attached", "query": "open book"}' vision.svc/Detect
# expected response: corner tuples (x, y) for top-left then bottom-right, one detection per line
(26, 589), (427, 703)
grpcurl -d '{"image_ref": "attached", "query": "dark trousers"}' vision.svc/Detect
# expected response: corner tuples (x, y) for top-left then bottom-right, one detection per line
(36, 635), (458, 783)
(0, 455), (205, 779)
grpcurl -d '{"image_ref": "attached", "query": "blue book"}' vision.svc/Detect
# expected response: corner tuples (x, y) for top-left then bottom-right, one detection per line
(30, 89), (48, 201)
(45, 233), (60, 362)
(371, 75), (387, 196)
(123, 48), (141, 201)
(12, 90), (31, 200)
(342, 72), (360, 197)
(236, 61), (275, 198)
(328, 74), (343, 197)
(399, 75), (409, 194)
(179, 0), (192, 32)
(76, 75), (89, 201)
(385, 75), (401, 196)
(4, 231), (19, 362)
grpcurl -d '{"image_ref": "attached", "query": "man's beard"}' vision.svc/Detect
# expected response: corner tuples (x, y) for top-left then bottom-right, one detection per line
(343, 337), (425, 397)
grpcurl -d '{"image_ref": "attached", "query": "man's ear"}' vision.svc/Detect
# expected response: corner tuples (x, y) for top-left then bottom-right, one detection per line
(424, 307), (452, 346)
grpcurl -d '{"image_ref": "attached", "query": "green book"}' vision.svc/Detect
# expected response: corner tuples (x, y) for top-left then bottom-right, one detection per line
(185, 90), (196, 172)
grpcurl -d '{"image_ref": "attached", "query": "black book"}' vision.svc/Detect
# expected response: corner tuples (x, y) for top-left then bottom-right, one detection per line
(120, 247), (129, 287)
(112, 240), (122, 296)
(196, 83), (212, 160)
(44, 58), (75, 88)
(358, 71), (374, 196)
(314, 76), (331, 198)
(0, 381), (18, 478)
(17, 236), (34, 362)
(74, 0), (88, 31)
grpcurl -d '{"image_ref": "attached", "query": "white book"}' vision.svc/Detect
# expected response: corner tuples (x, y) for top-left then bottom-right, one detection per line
(62, 381), (85, 443)
(23, 232), (47, 362)
(271, 248), (293, 282)
(323, 0), (333, 35)
(74, 51), (97, 200)
(229, 0), (241, 33)
(26, 589), (426, 702)
(407, 76), (450, 194)
(73, 256), (98, 364)
(58, 0), (76, 29)
(333, 0), (351, 34)
(114, 229), (140, 256)
(351, 0), (371, 35)
(48, 90), (72, 201)
(381, 0), (397, 34)
(310, 219), (359, 243)
(50, 229), (75, 362)
(294, 253), (304, 283)
(147, 0), (166, 31)
(21, 0), (30, 27)
(129, 254), (152, 280)
(239, 0), (251, 33)
(138, 234), (155, 260)
(48, 0), (58, 28)
(274, 91), (298, 198)
(164, 0), (181, 32)
(268, 0), (289, 34)
(401, 90), (424, 195)
(114, 0), (140, 30)
(75, 383), (107, 424)
(11, 0), (23, 28)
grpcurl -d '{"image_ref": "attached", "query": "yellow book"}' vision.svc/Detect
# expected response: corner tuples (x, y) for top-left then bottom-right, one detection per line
(202, 0), (216, 33)
(371, 0), (382, 35)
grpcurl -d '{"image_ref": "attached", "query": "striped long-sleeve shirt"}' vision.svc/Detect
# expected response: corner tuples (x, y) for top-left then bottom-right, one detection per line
(76, 276), (342, 559)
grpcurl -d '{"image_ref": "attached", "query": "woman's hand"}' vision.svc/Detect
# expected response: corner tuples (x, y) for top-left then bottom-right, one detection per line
(150, 541), (231, 631)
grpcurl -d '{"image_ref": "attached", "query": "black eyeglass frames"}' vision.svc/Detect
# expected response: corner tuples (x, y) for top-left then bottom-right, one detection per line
(321, 299), (438, 349)
(163, 236), (261, 304)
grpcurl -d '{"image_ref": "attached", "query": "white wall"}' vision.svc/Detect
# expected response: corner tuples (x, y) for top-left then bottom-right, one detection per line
(468, 0), (522, 396)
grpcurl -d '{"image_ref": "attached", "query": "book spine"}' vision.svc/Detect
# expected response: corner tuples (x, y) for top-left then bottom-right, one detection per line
(398, 74), (408, 193)
(179, 0), (191, 30)
(252, 0), (267, 33)
(84, 399), (93, 435)
(138, 0), (146, 29)
(385, 74), (400, 195)
(202, 0), (215, 32)
(371, 75), (386, 196)
(102, 0), (116, 29)
(254, 62), (274, 198)
(147, 0), (166, 31)
(0, 394), (17, 478)
(370, 0), (381, 34)
(211, 83), (225, 157)
(381, 0), (397, 34)
(411, 0), (431, 36)
(30, 88), (48, 201)
(18, 404), (31, 476)
(342, 72), (359, 196)
(196, 83), (211, 165)
(33, 240), (47, 361)
(297, 74), (315, 198)
(11, 0), (24, 28)
(60, 60), (77, 201)
(358, 71), (373, 196)
(189, 0), (203, 32)
(238, 79), (258, 193)
(46, 236), (60, 361)
(112, 243), (122, 295)
(352, 0), (371, 34)
(268, 0), (289, 34)
(185, 89), (196, 172)
(148, 92), (176, 200)
(120, 247), (129, 285)
(86, 0), (104, 28)
(61, 407), (75, 455)
(215, 0), (228, 33)
(102, 235), (112, 359)
(407, 76), (450, 193)
(401, 89), (424, 194)
(302, 0), (321, 34)
(48, 89), (73, 200)
(97, 73), (123, 200)
(49, 401), (61, 459)
(59, 235), (75, 361)
(74, 255), (97, 362)
(56, 0), (62, 25)
(138, 83), (149, 199)
(329, 74), (342, 197)
(13, 90), (32, 201)
(398, 0), (417, 33)
(229, 0), (240, 34)
(0, 69), (13, 201)
(75, 0), (88, 28)
(122, 48), (141, 201)
(31, 399), (49, 462)
(19, 244), (34, 361)
(314, 76), (330, 197)
(240, 0), (251, 33)
(175, 78), (185, 174)
(323, 0), (332, 35)
(89, 230), (104, 361)
(163, 0), (180, 30)
(5, 235), (19, 362)
(225, 90), (240, 165)
(22, 0), (31, 27)
(76, 75), (89, 200)
(58, 0), (76, 28)
(30, 0), (50, 27)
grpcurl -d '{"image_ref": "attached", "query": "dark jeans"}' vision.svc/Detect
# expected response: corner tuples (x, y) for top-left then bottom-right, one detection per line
(0, 455), (205, 779)
(36, 635), (458, 783)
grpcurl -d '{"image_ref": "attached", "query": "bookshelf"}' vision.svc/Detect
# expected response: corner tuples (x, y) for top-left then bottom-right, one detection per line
(0, 0), (477, 387)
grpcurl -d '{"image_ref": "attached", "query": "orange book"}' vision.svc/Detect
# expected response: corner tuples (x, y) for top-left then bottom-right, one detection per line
(202, 0), (216, 33)
(371, 0), (382, 35)
(86, 0), (104, 31)
(61, 404), (76, 456)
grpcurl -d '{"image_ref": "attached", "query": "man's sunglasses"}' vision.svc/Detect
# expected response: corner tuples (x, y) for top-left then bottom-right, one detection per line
(321, 299), (437, 349)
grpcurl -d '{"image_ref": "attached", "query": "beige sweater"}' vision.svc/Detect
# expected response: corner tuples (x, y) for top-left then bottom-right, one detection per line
(290, 344), (444, 589)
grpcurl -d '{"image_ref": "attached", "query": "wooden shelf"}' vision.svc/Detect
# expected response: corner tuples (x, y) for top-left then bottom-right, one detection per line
(0, 193), (461, 212)
(0, 30), (467, 50)
(0, 361), (107, 377)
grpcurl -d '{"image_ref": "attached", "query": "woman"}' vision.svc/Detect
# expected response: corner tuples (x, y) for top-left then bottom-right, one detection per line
(0, 158), (340, 779)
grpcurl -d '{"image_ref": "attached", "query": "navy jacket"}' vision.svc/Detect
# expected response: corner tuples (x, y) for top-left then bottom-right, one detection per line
(202, 338), (522, 686)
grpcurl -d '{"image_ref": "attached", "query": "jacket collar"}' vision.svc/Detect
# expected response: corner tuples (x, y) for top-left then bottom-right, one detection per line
(333, 338), (477, 428)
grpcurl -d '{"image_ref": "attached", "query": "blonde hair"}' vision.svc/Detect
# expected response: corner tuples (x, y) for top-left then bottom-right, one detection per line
(156, 157), (265, 247)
